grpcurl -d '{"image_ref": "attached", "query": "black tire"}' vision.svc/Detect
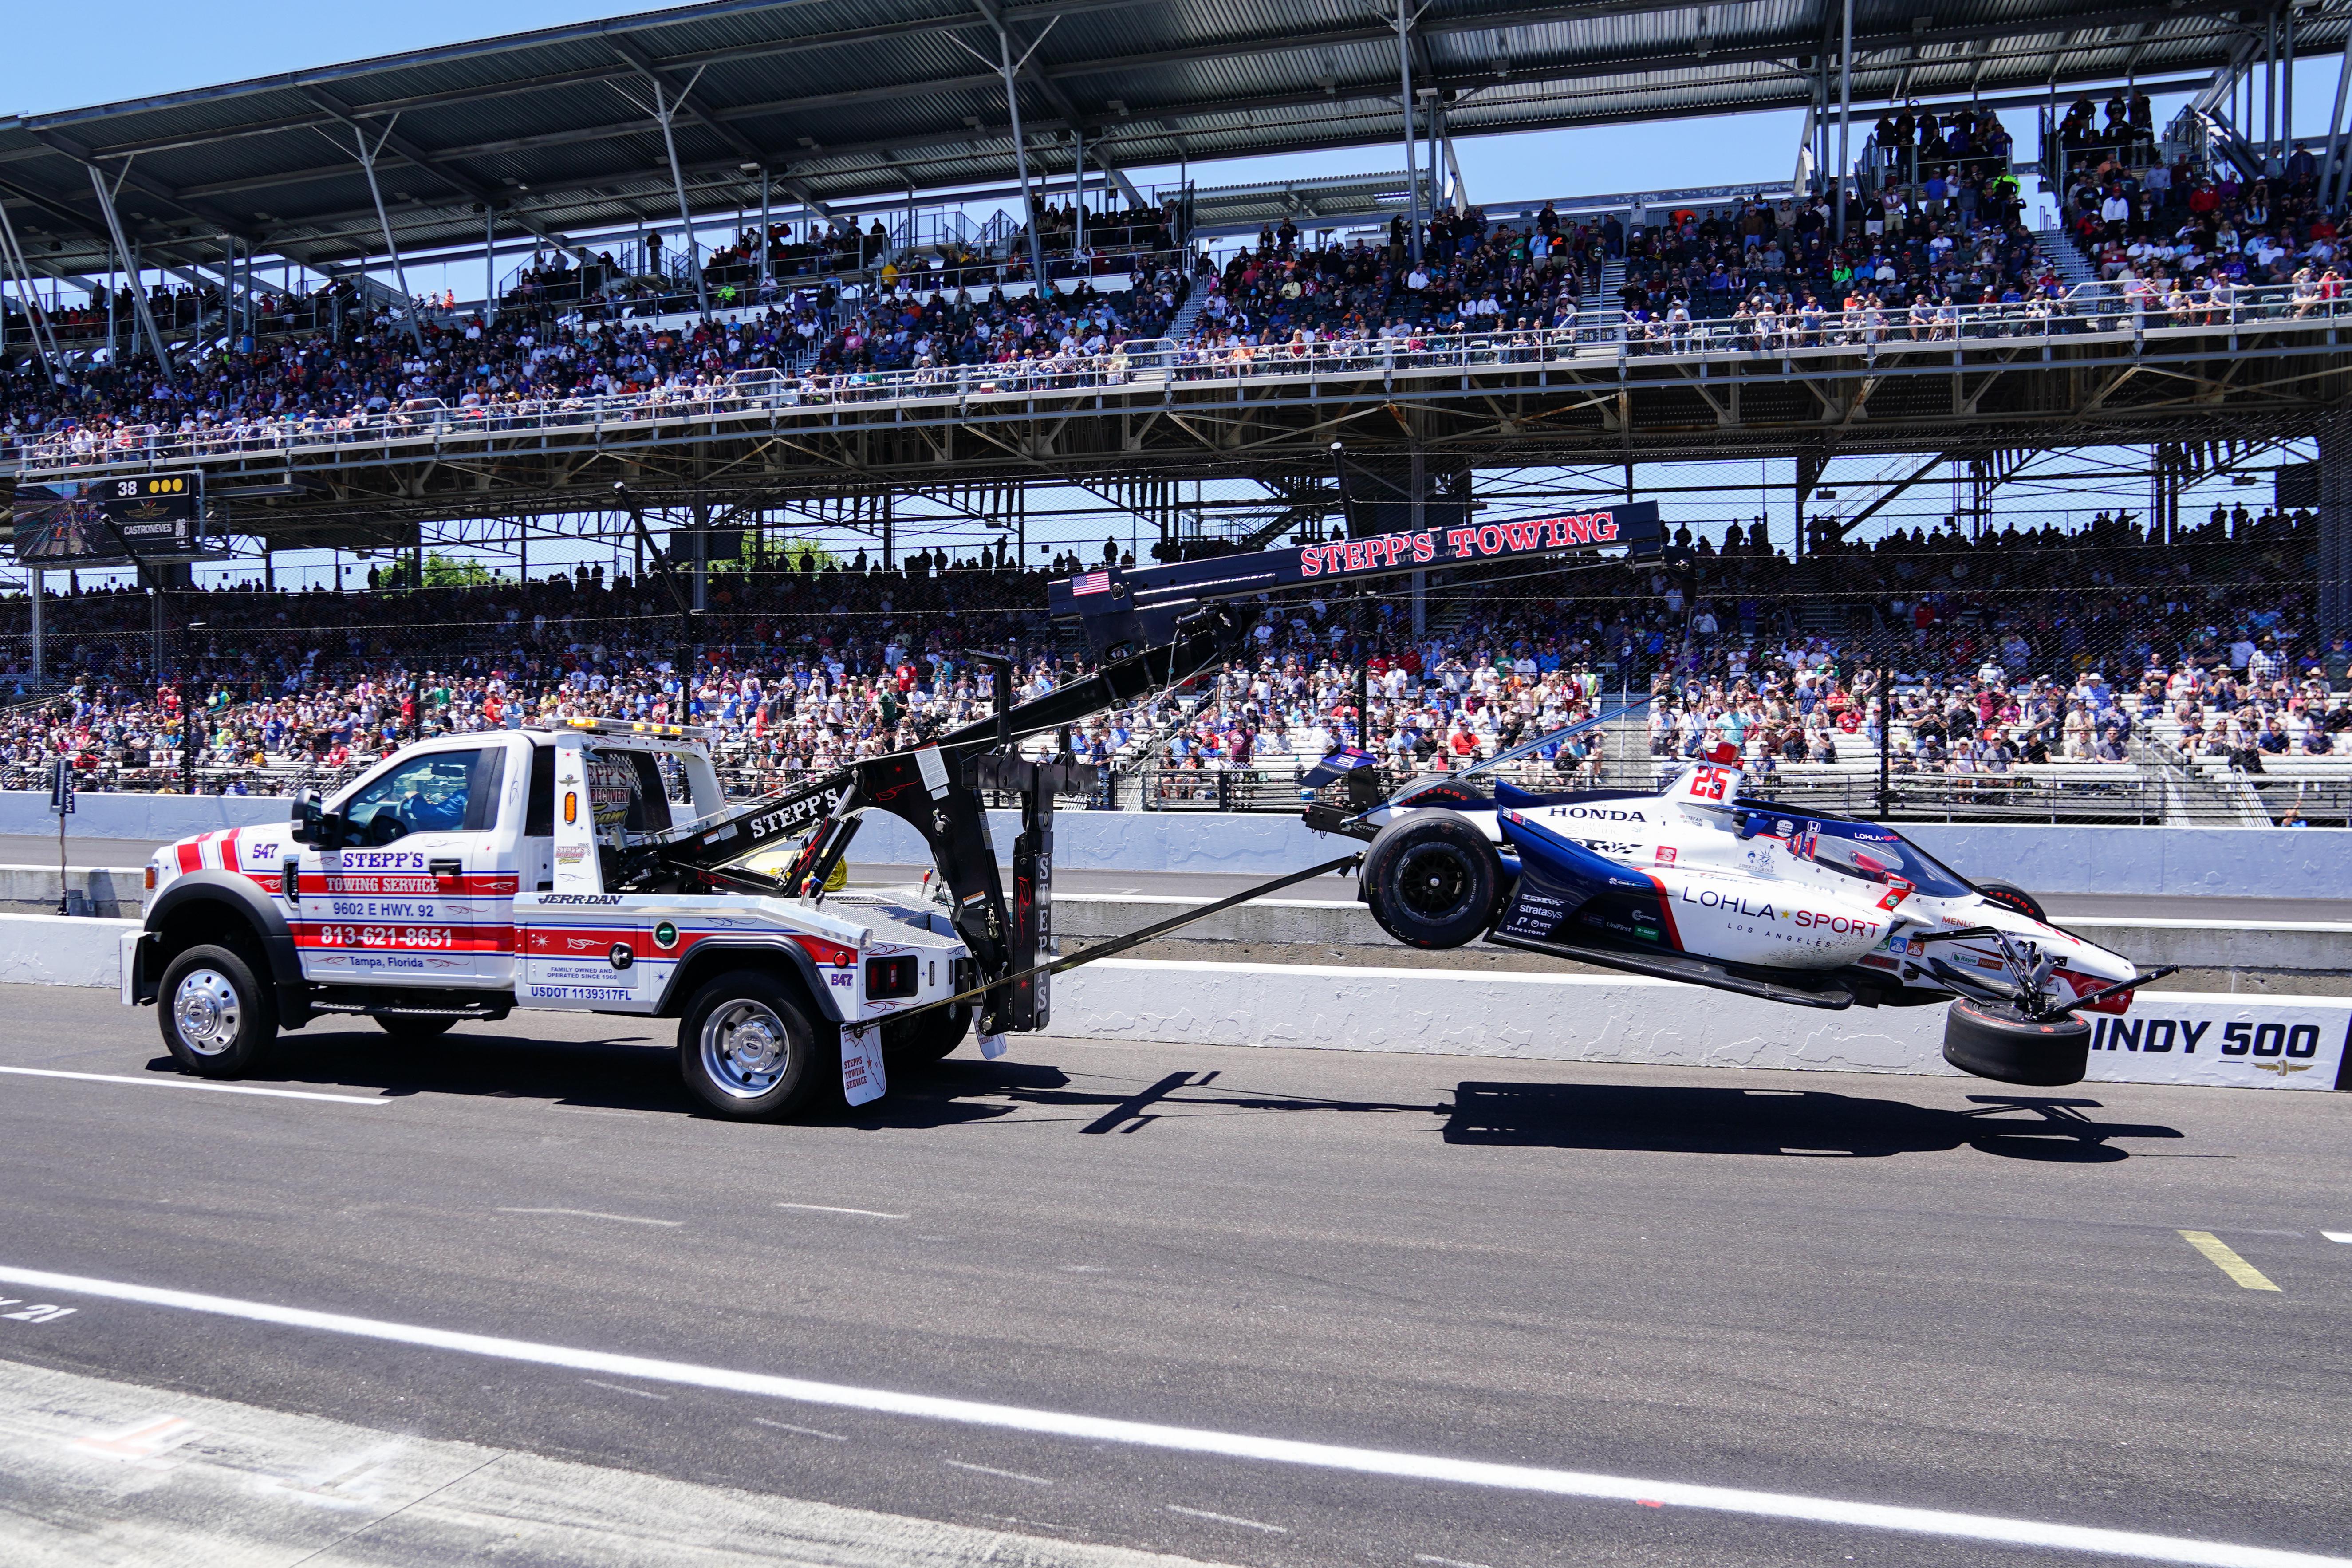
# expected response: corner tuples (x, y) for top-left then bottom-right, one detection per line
(158, 943), (279, 1079)
(1973, 880), (2048, 922)
(882, 1000), (973, 1068)
(1943, 998), (2091, 1087)
(676, 969), (832, 1120)
(376, 1014), (458, 1039)
(1363, 813), (1505, 949)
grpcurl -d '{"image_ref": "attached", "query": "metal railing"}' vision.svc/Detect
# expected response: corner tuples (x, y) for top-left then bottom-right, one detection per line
(11, 279), (2340, 478)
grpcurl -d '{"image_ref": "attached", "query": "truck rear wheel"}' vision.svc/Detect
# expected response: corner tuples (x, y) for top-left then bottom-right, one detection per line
(678, 969), (831, 1120)
(158, 944), (279, 1079)
(882, 1000), (973, 1068)
(1943, 998), (2091, 1087)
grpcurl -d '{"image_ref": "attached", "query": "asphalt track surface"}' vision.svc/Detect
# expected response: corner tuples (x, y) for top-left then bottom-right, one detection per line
(0, 984), (2348, 1566)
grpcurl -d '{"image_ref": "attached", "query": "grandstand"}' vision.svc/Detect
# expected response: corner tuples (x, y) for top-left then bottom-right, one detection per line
(1, 0), (2348, 825)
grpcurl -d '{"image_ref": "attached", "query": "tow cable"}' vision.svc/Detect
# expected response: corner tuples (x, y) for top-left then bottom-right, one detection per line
(848, 851), (1365, 1038)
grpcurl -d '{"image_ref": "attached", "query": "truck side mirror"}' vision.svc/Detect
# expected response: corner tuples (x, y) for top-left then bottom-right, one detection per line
(289, 790), (345, 850)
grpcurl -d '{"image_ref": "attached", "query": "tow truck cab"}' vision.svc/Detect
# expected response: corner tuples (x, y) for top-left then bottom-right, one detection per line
(126, 721), (976, 1117)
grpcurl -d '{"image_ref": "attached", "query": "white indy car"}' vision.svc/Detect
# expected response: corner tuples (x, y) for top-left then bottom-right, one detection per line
(1309, 741), (2170, 1087)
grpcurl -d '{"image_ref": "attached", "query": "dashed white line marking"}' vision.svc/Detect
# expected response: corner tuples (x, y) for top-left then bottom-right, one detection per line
(0, 1066), (390, 1106)
(4, 1264), (2343, 1568)
(945, 1458), (1054, 1485)
(2324, 1232), (2352, 1244)
(582, 1379), (670, 1400)
(497, 1209), (682, 1228)
(753, 1417), (848, 1442)
(776, 1203), (908, 1220)
(1415, 1554), (1495, 1568)
(1166, 1504), (1287, 1533)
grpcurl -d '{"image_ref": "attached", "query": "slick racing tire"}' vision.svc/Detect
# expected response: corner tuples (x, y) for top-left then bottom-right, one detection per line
(1363, 814), (1505, 949)
(376, 1014), (459, 1039)
(158, 943), (279, 1079)
(882, 999), (973, 1068)
(1942, 998), (2091, 1087)
(1972, 880), (2049, 923)
(678, 969), (831, 1120)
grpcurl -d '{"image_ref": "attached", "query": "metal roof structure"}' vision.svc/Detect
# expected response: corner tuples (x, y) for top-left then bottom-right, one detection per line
(0, 0), (2338, 289)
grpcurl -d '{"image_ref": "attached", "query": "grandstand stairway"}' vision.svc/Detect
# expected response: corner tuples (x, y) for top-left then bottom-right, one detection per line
(2034, 228), (2096, 291)
(1591, 256), (1628, 335)
(1158, 284), (1208, 359)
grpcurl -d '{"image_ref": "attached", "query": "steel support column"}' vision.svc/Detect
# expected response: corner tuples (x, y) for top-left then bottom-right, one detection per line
(28, 571), (43, 689)
(2321, 414), (2352, 640)
(347, 118), (426, 349)
(1836, 0), (1855, 240)
(83, 165), (169, 369)
(2326, 36), (2352, 210)
(1396, 0), (1422, 262)
(650, 72), (712, 319)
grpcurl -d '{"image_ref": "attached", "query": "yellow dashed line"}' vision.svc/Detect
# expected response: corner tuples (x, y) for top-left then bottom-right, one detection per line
(2178, 1231), (2281, 1292)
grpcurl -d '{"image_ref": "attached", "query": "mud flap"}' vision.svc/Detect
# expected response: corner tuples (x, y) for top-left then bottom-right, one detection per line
(839, 1021), (889, 1107)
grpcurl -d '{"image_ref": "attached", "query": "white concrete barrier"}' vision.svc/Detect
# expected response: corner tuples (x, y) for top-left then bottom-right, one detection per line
(1052, 894), (2352, 973)
(838, 811), (2352, 900)
(0, 914), (138, 989)
(11, 784), (2346, 903)
(1051, 959), (2352, 1092)
(0, 791), (288, 842)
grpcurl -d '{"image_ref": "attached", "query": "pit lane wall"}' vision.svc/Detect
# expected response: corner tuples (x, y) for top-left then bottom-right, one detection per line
(12, 792), (2348, 900)
(16, 914), (2342, 1092)
(1049, 960), (2352, 1093)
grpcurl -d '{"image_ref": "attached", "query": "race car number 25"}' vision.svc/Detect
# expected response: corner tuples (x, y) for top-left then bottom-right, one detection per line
(311, 924), (456, 950)
(1687, 766), (1730, 801)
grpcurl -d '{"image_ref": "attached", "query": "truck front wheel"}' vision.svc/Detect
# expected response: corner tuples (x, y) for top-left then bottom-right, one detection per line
(678, 970), (830, 1120)
(158, 944), (279, 1079)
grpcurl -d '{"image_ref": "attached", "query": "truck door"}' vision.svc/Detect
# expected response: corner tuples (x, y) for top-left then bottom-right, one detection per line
(292, 744), (515, 989)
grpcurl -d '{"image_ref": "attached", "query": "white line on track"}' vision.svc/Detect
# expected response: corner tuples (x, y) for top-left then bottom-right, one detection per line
(1166, 1504), (1287, 1533)
(945, 1459), (1054, 1485)
(496, 1208), (682, 1228)
(0, 1263), (2340, 1568)
(0, 1066), (390, 1106)
(753, 1417), (849, 1441)
(583, 1379), (670, 1400)
(1414, 1555), (1495, 1568)
(2325, 1232), (2352, 1244)
(776, 1203), (908, 1220)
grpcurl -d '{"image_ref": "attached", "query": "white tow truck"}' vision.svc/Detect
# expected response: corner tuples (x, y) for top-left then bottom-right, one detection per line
(126, 619), (1251, 1119)
(127, 718), (984, 1118)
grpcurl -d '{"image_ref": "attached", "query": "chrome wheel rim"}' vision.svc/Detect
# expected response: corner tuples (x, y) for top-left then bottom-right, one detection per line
(701, 1000), (791, 1099)
(171, 969), (242, 1056)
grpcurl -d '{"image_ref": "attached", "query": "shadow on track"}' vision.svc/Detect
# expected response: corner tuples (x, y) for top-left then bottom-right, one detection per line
(1445, 1082), (2183, 1162)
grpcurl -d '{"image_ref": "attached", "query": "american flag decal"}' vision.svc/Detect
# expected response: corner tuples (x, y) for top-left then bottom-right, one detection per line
(1070, 570), (1111, 595)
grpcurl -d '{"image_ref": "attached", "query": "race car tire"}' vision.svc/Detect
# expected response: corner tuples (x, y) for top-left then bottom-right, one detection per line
(1363, 814), (1504, 949)
(158, 943), (279, 1079)
(1942, 998), (2091, 1087)
(376, 1014), (459, 1039)
(677, 969), (830, 1120)
(882, 999), (973, 1068)
(1972, 880), (2049, 923)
